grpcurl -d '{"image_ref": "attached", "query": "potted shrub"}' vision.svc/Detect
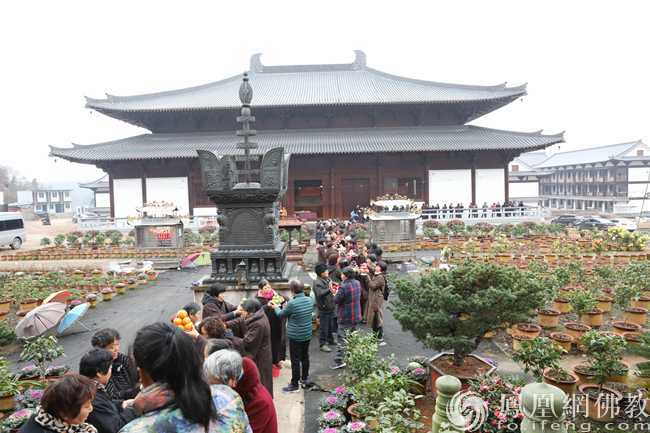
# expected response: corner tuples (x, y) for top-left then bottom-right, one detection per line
(629, 332), (650, 389)
(537, 308), (561, 329)
(19, 336), (65, 380)
(569, 289), (603, 327)
(86, 293), (99, 308)
(514, 323), (542, 339)
(563, 321), (591, 344)
(392, 262), (548, 386)
(512, 337), (578, 395)
(45, 365), (70, 382)
(0, 322), (16, 346)
(610, 320), (641, 336)
(549, 332), (574, 353)
(54, 234), (66, 247)
(0, 357), (19, 411)
(615, 285), (648, 326)
(101, 287), (115, 301)
(115, 282), (127, 294)
(40, 237), (51, 247)
(365, 389), (423, 433)
(2, 408), (35, 431)
(578, 330), (627, 422)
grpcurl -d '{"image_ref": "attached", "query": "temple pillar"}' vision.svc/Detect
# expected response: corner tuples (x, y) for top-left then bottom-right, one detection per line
(108, 172), (115, 219)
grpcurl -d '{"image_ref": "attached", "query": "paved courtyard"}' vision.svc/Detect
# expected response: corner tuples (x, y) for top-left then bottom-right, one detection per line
(9, 264), (526, 433)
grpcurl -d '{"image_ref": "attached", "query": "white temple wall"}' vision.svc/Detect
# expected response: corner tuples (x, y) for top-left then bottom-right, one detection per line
(113, 178), (142, 218)
(428, 169), (471, 205)
(95, 192), (110, 208)
(475, 169), (505, 205)
(509, 182), (539, 200)
(145, 177), (190, 216)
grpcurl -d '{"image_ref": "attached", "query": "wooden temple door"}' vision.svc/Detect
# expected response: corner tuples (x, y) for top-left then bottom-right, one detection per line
(341, 178), (370, 216)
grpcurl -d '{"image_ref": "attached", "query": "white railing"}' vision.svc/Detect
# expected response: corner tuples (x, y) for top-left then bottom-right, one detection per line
(420, 206), (544, 224)
(76, 216), (218, 231)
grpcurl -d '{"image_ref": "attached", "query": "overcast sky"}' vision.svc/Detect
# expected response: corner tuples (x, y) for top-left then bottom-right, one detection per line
(2, 0), (648, 185)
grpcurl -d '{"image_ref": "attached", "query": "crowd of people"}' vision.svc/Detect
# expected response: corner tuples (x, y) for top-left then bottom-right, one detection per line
(421, 200), (527, 218)
(19, 219), (386, 433)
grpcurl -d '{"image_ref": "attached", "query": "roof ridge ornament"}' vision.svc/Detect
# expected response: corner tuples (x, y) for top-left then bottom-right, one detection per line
(250, 53), (264, 73)
(352, 50), (366, 70)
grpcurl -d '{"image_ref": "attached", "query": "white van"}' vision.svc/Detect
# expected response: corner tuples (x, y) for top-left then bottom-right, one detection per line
(0, 212), (26, 249)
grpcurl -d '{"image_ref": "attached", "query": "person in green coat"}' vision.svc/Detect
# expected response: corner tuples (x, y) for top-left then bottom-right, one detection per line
(270, 279), (314, 393)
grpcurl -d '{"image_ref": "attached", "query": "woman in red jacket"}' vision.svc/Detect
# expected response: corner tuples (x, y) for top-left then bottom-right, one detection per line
(234, 357), (278, 433)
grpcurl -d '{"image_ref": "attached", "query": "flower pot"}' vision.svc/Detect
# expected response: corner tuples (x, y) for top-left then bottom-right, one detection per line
(88, 299), (98, 309)
(512, 334), (534, 352)
(610, 320), (641, 337)
(0, 394), (16, 411)
(623, 332), (641, 349)
(0, 300), (11, 314)
(537, 309), (561, 328)
(607, 362), (629, 384)
(102, 293), (113, 301)
(0, 311), (8, 322)
(623, 307), (648, 326)
(564, 322), (591, 344)
(514, 323), (542, 339)
(543, 369), (578, 396)
(596, 296), (613, 313)
(552, 298), (571, 314)
(579, 308), (604, 328)
(427, 353), (496, 394)
(573, 364), (596, 384)
(115, 284), (126, 295)
(549, 332), (573, 353)
(631, 361), (650, 389)
(632, 297), (650, 310)
(347, 403), (360, 421)
(579, 384), (622, 422)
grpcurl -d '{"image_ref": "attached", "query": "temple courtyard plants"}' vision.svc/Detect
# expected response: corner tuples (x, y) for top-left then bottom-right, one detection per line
(391, 261), (550, 382)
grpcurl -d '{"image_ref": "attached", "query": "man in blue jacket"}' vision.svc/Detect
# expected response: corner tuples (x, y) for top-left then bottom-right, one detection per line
(271, 279), (314, 393)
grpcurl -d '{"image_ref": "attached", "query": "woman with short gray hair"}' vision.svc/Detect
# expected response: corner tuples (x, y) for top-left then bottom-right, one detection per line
(203, 350), (252, 433)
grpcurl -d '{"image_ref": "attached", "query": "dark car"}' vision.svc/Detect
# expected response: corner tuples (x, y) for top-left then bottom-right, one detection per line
(576, 217), (614, 231)
(550, 215), (582, 226)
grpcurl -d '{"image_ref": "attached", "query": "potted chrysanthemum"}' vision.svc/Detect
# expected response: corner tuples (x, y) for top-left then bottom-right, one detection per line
(318, 410), (346, 429)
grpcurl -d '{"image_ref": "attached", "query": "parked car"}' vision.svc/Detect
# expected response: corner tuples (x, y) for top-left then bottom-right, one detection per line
(576, 217), (615, 231)
(609, 218), (637, 232)
(550, 214), (582, 226)
(0, 212), (26, 249)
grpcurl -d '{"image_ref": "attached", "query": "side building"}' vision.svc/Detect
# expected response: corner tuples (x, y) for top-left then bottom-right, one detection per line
(509, 141), (650, 215)
(50, 51), (563, 219)
(16, 188), (73, 215)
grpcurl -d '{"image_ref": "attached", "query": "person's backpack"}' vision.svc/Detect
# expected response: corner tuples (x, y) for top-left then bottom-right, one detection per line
(383, 275), (391, 301)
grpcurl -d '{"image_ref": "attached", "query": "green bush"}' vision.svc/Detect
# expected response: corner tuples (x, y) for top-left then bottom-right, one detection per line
(391, 261), (548, 366)
(0, 322), (16, 346)
(54, 234), (66, 246)
(40, 237), (51, 246)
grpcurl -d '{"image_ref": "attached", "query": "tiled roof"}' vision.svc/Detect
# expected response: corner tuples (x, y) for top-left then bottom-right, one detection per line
(536, 140), (646, 168)
(514, 151), (549, 168)
(50, 126), (563, 163)
(79, 175), (109, 191)
(84, 51), (526, 112)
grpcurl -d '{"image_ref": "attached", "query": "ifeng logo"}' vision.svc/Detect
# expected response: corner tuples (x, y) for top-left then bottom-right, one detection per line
(447, 390), (487, 432)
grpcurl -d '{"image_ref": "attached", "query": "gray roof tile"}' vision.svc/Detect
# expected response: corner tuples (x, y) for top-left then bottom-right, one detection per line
(85, 51), (526, 112)
(50, 126), (563, 162)
(536, 140), (646, 168)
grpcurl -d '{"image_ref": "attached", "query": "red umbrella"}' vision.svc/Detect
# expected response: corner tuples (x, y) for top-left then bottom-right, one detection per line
(43, 290), (71, 304)
(180, 253), (201, 268)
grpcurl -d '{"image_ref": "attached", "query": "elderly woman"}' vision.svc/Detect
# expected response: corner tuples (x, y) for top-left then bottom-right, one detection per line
(203, 350), (252, 433)
(234, 357), (278, 433)
(256, 279), (286, 367)
(19, 374), (97, 433)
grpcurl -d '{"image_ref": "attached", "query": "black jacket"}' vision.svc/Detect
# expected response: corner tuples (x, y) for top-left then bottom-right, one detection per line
(313, 277), (335, 313)
(18, 417), (55, 433)
(87, 387), (136, 433)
